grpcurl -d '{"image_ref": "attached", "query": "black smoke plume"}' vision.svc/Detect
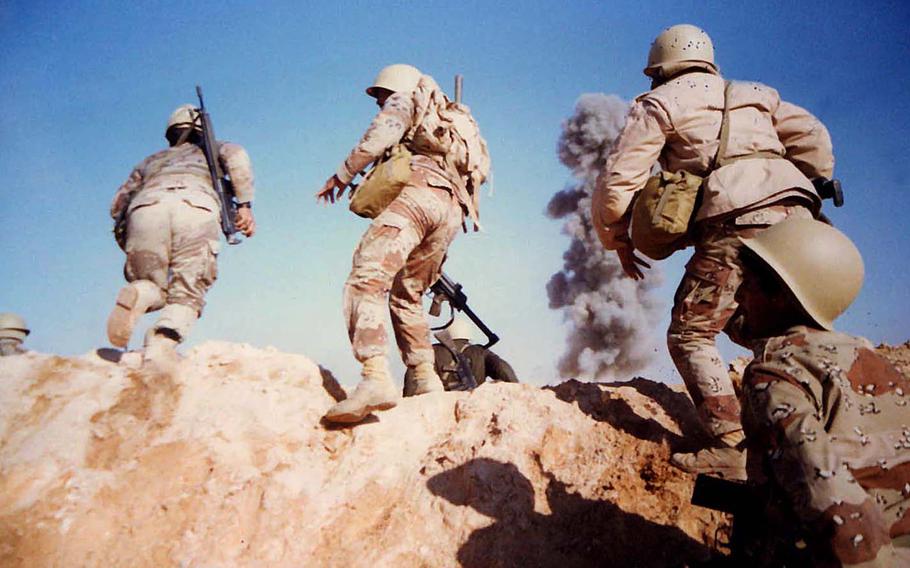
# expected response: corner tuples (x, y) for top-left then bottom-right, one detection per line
(547, 94), (664, 381)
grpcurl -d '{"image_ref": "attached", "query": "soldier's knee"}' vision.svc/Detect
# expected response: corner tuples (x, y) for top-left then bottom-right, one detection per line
(125, 250), (167, 284)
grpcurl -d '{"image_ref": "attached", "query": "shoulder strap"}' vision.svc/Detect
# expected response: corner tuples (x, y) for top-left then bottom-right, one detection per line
(713, 82), (784, 169)
(712, 81), (733, 170)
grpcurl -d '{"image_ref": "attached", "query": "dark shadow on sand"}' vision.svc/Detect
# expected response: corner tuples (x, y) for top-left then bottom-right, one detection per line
(96, 347), (124, 363)
(547, 378), (712, 453)
(318, 365), (347, 402)
(428, 457), (712, 567)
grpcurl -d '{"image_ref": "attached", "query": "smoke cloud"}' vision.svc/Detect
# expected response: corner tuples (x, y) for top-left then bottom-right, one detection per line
(547, 94), (664, 381)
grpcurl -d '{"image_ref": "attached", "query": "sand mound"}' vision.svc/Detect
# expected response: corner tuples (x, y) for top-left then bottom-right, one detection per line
(0, 342), (729, 567)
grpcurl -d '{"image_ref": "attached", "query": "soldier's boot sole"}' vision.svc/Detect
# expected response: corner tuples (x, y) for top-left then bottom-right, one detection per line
(107, 285), (143, 348)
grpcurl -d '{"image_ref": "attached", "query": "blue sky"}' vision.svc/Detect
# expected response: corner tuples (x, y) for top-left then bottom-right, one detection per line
(2, 0), (908, 386)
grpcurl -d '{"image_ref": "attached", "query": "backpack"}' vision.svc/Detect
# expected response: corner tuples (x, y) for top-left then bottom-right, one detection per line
(410, 76), (490, 225)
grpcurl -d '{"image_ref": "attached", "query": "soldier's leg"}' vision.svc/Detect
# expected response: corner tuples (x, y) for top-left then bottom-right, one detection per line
(107, 204), (169, 348)
(142, 199), (219, 374)
(668, 226), (748, 476)
(155, 200), (221, 342)
(388, 187), (462, 395)
(327, 193), (425, 423)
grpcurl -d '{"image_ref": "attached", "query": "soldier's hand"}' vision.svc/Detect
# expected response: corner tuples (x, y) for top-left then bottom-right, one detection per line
(316, 175), (346, 204)
(235, 206), (256, 237)
(616, 244), (650, 280)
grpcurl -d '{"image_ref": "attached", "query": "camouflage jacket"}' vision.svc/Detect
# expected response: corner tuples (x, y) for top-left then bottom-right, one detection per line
(593, 72), (834, 249)
(110, 141), (255, 221)
(742, 326), (910, 566)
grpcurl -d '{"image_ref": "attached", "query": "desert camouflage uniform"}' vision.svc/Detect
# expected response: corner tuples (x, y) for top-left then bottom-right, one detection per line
(336, 91), (467, 366)
(110, 141), (254, 340)
(402, 338), (519, 396)
(742, 326), (910, 566)
(593, 73), (834, 439)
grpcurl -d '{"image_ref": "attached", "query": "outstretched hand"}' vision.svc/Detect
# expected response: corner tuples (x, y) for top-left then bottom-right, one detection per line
(316, 175), (347, 204)
(616, 244), (651, 280)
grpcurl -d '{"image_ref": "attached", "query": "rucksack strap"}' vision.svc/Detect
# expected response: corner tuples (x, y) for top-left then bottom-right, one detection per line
(714, 81), (784, 169)
(712, 81), (733, 170)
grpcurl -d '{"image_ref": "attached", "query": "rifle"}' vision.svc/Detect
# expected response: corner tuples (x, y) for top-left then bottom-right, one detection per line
(691, 474), (811, 565)
(433, 327), (477, 391)
(429, 272), (499, 349)
(454, 74), (463, 104)
(195, 86), (241, 245)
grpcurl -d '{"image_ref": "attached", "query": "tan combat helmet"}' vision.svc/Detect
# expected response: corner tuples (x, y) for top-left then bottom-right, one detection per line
(644, 24), (717, 79)
(366, 64), (422, 97)
(446, 316), (475, 342)
(740, 219), (864, 330)
(0, 312), (30, 342)
(166, 104), (201, 133)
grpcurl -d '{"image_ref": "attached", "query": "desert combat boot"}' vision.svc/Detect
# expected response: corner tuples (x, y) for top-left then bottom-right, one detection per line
(670, 430), (746, 480)
(107, 280), (165, 348)
(325, 356), (399, 424)
(410, 361), (444, 395)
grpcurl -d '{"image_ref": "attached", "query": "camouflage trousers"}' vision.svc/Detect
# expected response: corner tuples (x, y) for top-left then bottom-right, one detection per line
(344, 182), (463, 367)
(124, 191), (221, 340)
(667, 204), (812, 439)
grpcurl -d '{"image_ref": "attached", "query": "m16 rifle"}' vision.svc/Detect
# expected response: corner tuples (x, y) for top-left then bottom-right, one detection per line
(429, 272), (500, 391)
(195, 86), (241, 245)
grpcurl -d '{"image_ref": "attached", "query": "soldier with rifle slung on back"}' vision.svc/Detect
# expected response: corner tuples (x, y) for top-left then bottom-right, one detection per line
(316, 64), (490, 424)
(107, 92), (256, 373)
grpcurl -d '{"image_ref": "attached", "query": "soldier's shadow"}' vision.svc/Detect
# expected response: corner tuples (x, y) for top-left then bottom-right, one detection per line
(547, 378), (711, 453)
(427, 458), (711, 567)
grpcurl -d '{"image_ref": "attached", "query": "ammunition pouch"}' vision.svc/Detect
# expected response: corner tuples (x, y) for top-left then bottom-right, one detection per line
(349, 144), (412, 218)
(631, 170), (703, 260)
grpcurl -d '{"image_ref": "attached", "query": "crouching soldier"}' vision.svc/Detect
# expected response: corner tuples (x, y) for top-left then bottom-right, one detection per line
(108, 104), (256, 371)
(403, 316), (518, 396)
(317, 64), (490, 423)
(733, 218), (910, 567)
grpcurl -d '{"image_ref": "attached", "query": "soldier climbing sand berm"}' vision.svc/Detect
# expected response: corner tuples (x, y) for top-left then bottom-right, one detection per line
(0, 313), (29, 356)
(403, 316), (518, 397)
(107, 102), (256, 373)
(591, 24), (835, 477)
(316, 64), (490, 424)
(728, 219), (910, 566)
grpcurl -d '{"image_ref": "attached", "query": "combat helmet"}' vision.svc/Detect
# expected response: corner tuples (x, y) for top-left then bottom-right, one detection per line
(446, 316), (475, 342)
(644, 24), (717, 79)
(166, 104), (201, 133)
(740, 219), (864, 330)
(0, 312), (30, 342)
(366, 64), (422, 97)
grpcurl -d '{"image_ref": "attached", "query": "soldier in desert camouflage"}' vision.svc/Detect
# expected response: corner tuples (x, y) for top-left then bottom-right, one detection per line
(403, 316), (518, 396)
(107, 104), (256, 371)
(732, 219), (909, 567)
(0, 313), (29, 356)
(591, 24), (835, 476)
(317, 64), (489, 424)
